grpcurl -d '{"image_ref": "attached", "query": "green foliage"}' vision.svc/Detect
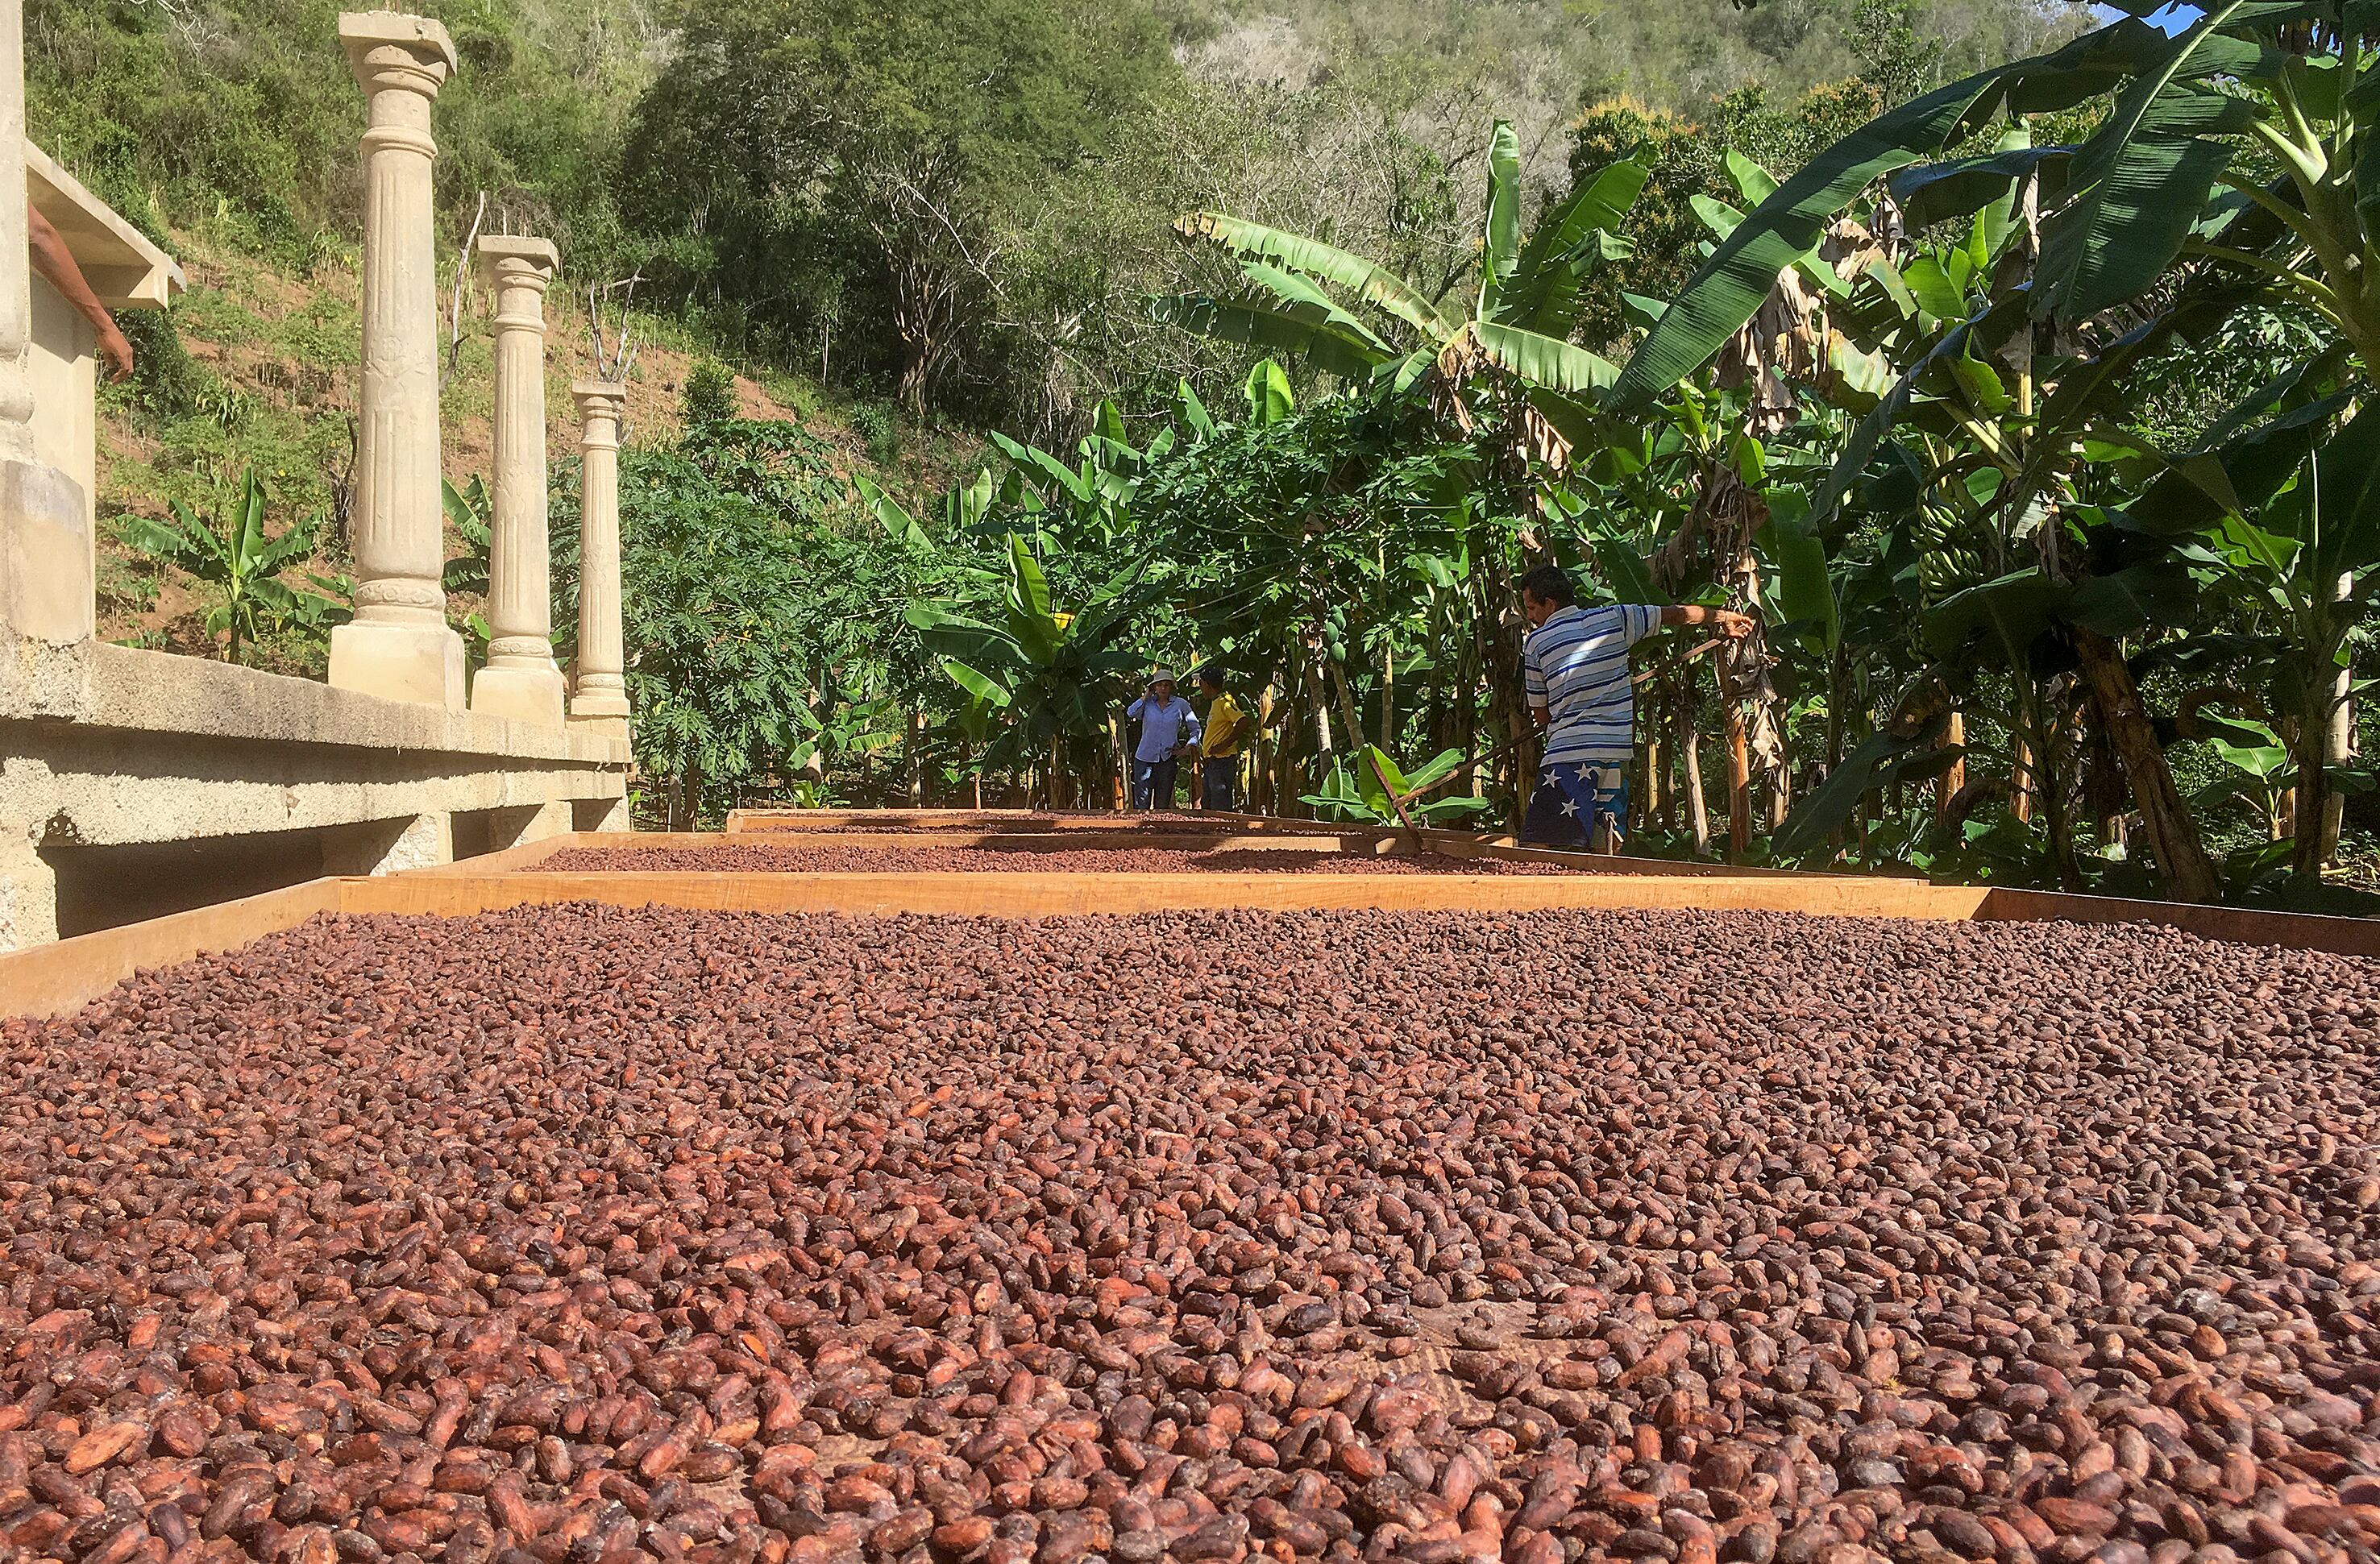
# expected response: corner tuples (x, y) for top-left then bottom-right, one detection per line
(851, 401), (901, 466)
(682, 360), (739, 428)
(621, 0), (1173, 415)
(27, 0), (650, 269)
(1302, 746), (1496, 825)
(118, 466), (342, 665)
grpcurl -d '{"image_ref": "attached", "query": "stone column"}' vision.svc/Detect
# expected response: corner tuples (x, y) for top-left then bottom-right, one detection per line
(327, 11), (464, 709)
(0, 0), (90, 645)
(468, 235), (566, 725)
(568, 380), (630, 737)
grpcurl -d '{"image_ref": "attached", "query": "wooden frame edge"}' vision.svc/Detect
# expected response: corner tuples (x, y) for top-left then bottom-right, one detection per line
(1977, 886), (2380, 957)
(9, 860), (2377, 1027)
(337, 871), (1996, 922)
(0, 878), (344, 1022)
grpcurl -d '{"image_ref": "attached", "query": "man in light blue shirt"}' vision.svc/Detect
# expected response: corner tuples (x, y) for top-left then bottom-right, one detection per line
(1518, 563), (1754, 852)
(1125, 668), (1201, 811)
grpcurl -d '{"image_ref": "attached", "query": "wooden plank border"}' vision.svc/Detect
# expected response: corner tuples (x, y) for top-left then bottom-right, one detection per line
(5, 821), (2377, 1023)
(337, 870), (1999, 922)
(0, 878), (344, 1021)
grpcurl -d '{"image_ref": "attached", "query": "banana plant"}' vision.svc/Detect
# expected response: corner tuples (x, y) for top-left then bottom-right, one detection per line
(2125, 360), (2380, 877)
(904, 534), (1153, 807)
(1299, 745), (1498, 826)
(1610, 6), (2380, 401)
(121, 466), (336, 666)
(1153, 122), (1651, 442)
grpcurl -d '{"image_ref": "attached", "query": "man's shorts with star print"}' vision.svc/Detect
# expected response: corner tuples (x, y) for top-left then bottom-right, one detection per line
(1520, 759), (1630, 848)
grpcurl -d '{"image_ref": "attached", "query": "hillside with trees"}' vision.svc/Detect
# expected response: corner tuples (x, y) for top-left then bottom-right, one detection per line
(70, 0), (2380, 913)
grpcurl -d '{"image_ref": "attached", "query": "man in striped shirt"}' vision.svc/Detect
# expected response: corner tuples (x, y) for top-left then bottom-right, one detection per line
(1518, 563), (1755, 852)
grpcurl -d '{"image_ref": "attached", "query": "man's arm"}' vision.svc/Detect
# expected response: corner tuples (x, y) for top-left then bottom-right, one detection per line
(28, 209), (133, 382)
(1660, 604), (1757, 638)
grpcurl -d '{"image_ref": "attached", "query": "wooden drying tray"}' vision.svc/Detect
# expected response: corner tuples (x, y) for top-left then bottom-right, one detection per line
(4, 825), (2376, 1022)
(724, 807), (1360, 836)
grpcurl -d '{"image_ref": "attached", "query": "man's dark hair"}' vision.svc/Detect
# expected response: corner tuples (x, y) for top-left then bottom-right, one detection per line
(1195, 665), (1224, 688)
(1518, 563), (1577, 608)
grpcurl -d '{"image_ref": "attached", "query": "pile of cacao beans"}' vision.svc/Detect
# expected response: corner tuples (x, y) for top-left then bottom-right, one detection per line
(2, 904), (2375, 1564)
(532, 848), (1568, 876)
(730, 819), (1226, 837)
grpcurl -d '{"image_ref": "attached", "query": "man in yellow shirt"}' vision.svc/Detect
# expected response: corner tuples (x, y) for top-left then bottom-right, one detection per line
(1194, 666), (1248, 813)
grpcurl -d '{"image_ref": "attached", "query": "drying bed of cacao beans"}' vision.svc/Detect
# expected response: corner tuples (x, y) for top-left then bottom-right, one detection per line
(529, 848), (1572, 876)
(734, 818), (1250, 837)
(2, 902), (2378, 1564)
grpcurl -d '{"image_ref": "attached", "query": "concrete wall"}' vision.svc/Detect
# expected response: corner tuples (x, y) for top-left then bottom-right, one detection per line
(2, 635), (629, 948)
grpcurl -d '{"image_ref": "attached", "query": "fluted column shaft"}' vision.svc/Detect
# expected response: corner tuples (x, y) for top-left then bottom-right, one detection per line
(467, 235), (565, 726)
(568, 381), (629, 733)
(327, 11), (463, 707)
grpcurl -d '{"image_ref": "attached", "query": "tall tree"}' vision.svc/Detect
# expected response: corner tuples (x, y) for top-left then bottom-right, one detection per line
(621, 0), (1173, 414)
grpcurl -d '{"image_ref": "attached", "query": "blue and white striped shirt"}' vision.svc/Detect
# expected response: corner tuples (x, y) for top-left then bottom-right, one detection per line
(1523, 603), (1660, 766)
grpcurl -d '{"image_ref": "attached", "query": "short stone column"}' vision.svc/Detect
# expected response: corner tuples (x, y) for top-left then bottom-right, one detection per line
(0, 0), (90, 645)
(468, 235), (566, 725)
(327, 11), (464, 710)
(567, 380), (630, 737)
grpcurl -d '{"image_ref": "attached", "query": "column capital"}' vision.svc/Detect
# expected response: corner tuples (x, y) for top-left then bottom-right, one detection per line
(340, 13), (457, 99)
(475, 234), (561, 297)
(571, 379), (629, 413)
(572, 380), (629, 439)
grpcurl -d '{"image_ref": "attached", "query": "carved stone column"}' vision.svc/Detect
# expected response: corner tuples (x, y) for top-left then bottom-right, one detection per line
(327, 11), (463, 709)
(0, 0), (90, 644)
(468, 234), (565, 725)
(568, 380), (630, 737)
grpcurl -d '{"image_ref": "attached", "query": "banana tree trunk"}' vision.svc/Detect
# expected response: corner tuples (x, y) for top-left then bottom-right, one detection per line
(904, 710), (924, 807)
(1683, 719), (1710, 854)
(2294, 618), (2352, 877)
(1936, 711), (1965, 822)
(1642, 733), (1663, 834)
(1726, 705), (1753, 856)
(2073, 627), (2220, 903)
(1327, 658), (1367, 767)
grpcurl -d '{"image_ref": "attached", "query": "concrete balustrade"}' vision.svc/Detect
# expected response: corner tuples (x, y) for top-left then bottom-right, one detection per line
(0, 9), (634, 951)
(328, 10), (466, 711)
(470, 235), (567, 726)
(569, 381), (630, 736)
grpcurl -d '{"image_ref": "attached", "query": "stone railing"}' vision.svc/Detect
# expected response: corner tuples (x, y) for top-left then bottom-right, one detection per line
(0, 7), (627, 731)
(0, 5), (633, 949)
(331, 12), (625, 730)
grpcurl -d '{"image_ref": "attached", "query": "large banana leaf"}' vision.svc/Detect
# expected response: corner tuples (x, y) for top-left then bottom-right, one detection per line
(1504, 152), (1652, 336)
(2030, 7), (2258, 325)
(1170, 211), (1455, 339)
(1477, 122), (1526, 326)
(1004, 533), (1061, 665)
(1145, 291), (1391, 381)
(1772, 719), (1958, 857)
(1245, 359), (1295, 425)
(1610, 18), (2190, 408)
(1767, 510), (1838, 652)
(1475, 321), (1620, 393)
(1923, 569), (2073, 658)
(856, 473), (935, 552)
(990, 431), (1094, 505)
(2312, 396), (2380, 584)
(2067, 560), (2199, 635)
(941, 659), (1013, 708)
(1888, 143), (2071, 229)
